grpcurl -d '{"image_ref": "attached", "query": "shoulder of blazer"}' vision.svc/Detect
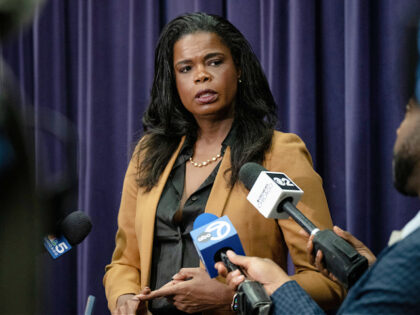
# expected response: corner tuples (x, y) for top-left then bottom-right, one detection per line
(265, 131), (313, 170)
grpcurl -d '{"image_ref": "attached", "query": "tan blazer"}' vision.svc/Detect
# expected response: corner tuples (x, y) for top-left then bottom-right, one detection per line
(104, 131), (345, 313)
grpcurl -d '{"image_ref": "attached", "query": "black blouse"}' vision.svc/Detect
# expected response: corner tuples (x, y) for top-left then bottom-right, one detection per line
(149, 132), (232, 314)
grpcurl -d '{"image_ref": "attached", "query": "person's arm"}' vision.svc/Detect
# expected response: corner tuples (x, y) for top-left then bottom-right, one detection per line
(270, 281), (325, 315)
(269, 133), (346, 309)
(103, 155), (142, 312)
(215, 251), (325, 315)
(337, 229), (420, 314)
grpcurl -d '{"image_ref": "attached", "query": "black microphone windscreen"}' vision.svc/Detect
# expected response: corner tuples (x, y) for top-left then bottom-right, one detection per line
(60, 210), (92, 246)
(238, 162), (267, 190)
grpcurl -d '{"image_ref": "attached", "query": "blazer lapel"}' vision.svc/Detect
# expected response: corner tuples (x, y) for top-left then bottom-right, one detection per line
(139, 136), (186, 287)
(205, 146), (233, 217)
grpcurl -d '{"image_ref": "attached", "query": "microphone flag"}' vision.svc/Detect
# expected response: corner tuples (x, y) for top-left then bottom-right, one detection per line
(190, 214), (245, 278)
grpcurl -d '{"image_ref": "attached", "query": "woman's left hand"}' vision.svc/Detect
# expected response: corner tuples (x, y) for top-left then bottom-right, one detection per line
(136, 267), (234, 313)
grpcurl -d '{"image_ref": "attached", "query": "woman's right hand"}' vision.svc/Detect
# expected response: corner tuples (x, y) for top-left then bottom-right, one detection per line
(113, 288), (150, 315)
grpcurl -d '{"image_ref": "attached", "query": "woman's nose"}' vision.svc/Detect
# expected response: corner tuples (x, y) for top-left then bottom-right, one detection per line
(194, 67), (211, 83)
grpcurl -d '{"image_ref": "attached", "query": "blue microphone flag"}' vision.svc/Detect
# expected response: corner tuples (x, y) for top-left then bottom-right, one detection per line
(190, 215), (245, 278)
(193, 213), (218, 230)
(43, 234), (72, 259)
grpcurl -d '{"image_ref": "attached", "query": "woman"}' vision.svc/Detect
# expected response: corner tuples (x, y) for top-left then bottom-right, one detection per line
(104, 12), (345, 315)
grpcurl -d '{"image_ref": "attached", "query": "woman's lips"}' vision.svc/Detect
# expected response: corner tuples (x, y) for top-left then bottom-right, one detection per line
(195, 89), (218, 104)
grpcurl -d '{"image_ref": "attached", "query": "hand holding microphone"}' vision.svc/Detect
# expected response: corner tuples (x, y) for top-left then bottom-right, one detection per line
(215, 250), (291, 296)
(190, 214), (272, 315)
(306, 226), (376, 283)
(239, 162), (369, 288)
(138, 213), (272, 314)
(135, 214), (238, 313)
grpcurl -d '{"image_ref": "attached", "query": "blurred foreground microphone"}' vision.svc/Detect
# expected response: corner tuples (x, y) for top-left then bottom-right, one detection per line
(0, 67), (41, 313)
(84, 295), (96, 315)
(239, 162), (368, 288)
(191, 214), (271, 315)
(0, 0), (45, 39)
(44, 210), (92, 259)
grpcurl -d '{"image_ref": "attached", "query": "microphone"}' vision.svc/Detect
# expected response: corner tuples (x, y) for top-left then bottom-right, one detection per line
(84, 295), (96, 315)
(43, 210), (92, 259)
(190, 213), (245, 278)
(239, 162), (316, 231)
(239, 162), (368, 288)
(0, 0), (45, 39)
(191, 214), (272, 315)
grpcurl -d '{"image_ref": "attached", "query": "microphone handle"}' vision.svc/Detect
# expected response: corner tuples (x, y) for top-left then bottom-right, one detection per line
(219, 251), (244, 274)
(279, 201), (368, 288)
(312, 230), (368, 288)
(84, 295), (96, 315)
(219, 251), (272, 315)
(280, 200), (317, 234)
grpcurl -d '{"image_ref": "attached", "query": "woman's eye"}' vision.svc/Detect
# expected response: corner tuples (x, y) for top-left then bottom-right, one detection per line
(180, 66), (191, 73)
(209, 59), (222, 66)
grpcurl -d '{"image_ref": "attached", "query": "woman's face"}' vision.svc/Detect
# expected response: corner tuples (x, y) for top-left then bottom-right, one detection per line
(173, 32), (240, 121)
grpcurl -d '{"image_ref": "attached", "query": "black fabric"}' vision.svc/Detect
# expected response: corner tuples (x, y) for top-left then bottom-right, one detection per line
(149, 130), (234, 314)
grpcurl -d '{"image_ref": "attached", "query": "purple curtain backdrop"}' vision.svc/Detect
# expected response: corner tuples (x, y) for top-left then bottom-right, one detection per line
(2, 0), (420, 314)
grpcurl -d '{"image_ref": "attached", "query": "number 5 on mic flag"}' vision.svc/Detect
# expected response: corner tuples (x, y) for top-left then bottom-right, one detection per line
(43, 235), (72, 259)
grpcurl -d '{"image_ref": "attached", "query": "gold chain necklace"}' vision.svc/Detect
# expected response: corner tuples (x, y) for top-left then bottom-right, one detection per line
(189, 153), (222, 167)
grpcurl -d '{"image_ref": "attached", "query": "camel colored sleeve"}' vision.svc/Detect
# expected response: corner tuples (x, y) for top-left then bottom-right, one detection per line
(103, 157), (141, 312)
(268, 132), (346, 310)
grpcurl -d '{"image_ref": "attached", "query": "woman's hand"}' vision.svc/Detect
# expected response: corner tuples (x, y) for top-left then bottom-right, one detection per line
(113, 287), (150, 315)
(137, 267), (234, 313)
(305, 226), (377, 282)
(215, 250), (290, 296)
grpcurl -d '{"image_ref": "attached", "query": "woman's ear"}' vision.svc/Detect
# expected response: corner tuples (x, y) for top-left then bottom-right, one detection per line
(237, 68), (242, 81)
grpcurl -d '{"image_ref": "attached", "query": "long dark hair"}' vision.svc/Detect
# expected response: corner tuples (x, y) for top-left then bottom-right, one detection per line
(137, 12), (277, 191)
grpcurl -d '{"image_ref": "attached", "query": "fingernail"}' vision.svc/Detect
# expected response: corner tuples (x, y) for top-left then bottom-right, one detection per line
(235, 275), (245, 283)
